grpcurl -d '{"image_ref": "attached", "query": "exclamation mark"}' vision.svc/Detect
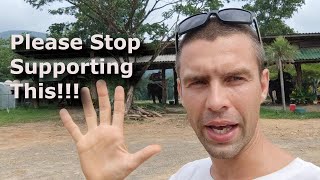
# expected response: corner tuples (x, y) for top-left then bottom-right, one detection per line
(66, 83), (70, 99)
(74, 83), (79, 99)
(58, 83), (63, 99)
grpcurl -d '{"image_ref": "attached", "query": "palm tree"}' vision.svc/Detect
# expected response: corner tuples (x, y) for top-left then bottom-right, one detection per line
(265, 36), (298, 110)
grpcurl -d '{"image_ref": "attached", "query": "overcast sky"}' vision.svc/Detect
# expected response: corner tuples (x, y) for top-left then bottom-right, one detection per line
(0, 0), (319, 34)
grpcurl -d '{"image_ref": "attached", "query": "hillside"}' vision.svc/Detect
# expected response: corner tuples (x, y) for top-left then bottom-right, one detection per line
(0, 30), (46, 39)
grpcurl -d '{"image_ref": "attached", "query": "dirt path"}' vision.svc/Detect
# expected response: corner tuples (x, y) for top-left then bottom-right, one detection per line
(0, 112), (319, 180)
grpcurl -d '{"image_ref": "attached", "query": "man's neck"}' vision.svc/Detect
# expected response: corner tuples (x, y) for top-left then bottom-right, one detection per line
(210, 123), (294, 180)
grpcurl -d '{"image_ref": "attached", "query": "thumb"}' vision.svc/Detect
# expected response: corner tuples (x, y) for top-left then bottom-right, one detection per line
(131, 144), (161, 168)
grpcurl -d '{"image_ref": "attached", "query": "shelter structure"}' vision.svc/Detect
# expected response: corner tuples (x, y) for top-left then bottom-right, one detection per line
(263, 33), (320, 87)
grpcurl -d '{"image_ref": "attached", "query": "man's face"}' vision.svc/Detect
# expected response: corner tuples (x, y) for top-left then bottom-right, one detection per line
(177, 34), (269, 159)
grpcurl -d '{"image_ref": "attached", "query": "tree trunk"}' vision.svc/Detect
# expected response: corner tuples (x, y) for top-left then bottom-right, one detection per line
(125, 84), (135, 115)
(279, 59), (286, 110)
(294, 63), (302, 88)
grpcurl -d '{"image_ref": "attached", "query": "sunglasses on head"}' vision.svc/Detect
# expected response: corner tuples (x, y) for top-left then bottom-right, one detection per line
(175, 8), (262, 53)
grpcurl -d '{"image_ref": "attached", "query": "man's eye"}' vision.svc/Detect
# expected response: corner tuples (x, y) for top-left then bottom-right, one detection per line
(189, 80), (207, 87)
(226, 76), (246, 83)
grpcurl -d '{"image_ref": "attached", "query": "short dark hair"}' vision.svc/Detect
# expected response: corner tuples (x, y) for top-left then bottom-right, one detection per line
(175, 18), (265, 77)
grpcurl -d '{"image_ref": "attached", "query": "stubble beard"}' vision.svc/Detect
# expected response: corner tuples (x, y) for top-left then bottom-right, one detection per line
(200, 131), (251, 159)
(190, 116), (253, 159)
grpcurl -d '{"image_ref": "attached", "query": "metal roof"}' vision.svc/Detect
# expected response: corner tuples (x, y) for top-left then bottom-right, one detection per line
(264, 33), (320, 39)
(294, 48), (320, 63)
(26, 54), (176, 65)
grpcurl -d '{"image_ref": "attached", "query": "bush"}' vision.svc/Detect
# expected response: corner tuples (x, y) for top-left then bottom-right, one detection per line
(290, 87), (316, 104)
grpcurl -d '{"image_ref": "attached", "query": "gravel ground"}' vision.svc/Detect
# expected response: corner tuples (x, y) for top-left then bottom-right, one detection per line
(0, 109), (319, 180)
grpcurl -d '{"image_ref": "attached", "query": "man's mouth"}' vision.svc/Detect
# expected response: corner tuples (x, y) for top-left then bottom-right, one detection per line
(204, 121), (239, 143)
(209, 125), (237, 134)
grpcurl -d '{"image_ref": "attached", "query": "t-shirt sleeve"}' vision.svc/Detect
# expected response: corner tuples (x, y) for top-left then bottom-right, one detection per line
(169, 162), (195, 180)
(169, 158), (212, 180)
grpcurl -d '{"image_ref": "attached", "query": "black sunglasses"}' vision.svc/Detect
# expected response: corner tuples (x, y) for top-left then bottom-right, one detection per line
(175, 8), (262, 53)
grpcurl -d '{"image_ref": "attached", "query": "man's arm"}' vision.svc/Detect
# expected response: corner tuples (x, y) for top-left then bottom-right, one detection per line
(59, 80), (161, 180)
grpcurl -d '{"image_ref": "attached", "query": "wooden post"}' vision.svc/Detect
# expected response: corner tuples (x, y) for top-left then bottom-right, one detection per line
(173, 69), (179, 105)
(161, 67), (167, 104)
(32, 74), (39, 108)
(295, 63), (302, 88)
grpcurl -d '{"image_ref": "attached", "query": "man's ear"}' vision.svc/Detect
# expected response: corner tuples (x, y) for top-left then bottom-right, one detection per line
(177, 78), (184, 106)
(260, 68), (270, 103)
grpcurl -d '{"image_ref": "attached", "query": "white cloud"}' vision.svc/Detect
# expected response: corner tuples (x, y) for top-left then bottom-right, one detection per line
(0, 0), (76, 33)
(286, 0), (320, 33)
(0, 0), (319, 34)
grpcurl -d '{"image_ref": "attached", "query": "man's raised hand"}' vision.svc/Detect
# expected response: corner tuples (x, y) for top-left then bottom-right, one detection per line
(59, 80), (161, 180)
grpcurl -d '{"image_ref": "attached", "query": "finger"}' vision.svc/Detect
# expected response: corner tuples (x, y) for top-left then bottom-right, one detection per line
(112, 86), (125, 128)
(131, 145), (161, 168)
(96, 80), (111, 125)
(81, 87), (97, 131)
(60, 108), (83, 142)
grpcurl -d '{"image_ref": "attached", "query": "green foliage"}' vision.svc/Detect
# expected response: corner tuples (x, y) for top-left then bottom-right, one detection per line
(301, 64), (320, 80)
(173, 0), (224, 16)
(25, 0), (171, 41)
(25, 0), (229, 42)
(268, 60), (320, 84)
(0, 39), (15, 81)
(290, 86), (317, 104)
(268, 64), (296, 80)
(241, 0), (305, 36)
(265, 36), (298, 67)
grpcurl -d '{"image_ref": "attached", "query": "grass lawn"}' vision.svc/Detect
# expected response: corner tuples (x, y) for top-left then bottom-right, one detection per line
(0, 107), (60, 125)
(260, 107), (320, 119)
(0, 103), (318, 126)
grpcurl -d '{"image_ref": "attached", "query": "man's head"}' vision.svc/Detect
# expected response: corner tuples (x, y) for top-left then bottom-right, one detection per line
(176, 17), (269, 159)
(176, 18), (265, 76)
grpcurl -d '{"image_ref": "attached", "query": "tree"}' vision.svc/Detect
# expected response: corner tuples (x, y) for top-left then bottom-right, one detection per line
(0, 39), (15, 81)
(240, 0), (305, 36)
(265, 36), (298, 110)
(24, 0), (227, 112)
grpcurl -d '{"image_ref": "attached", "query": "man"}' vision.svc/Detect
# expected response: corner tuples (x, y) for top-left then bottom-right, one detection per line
(59, 8), (320, 180)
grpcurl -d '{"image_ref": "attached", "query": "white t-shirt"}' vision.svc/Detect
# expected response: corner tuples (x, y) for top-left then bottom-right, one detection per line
(169, 157), (320, 180)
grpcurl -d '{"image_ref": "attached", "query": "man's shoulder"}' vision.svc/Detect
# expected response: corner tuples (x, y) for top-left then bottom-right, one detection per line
(257, 158), (320, 180)
(169, 157), (320, 180)
(286, 158), (320, 179)
(169, 158), (212, 180)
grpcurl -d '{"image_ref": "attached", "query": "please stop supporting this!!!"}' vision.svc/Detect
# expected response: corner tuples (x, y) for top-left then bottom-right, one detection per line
(9, 34), (140, 99)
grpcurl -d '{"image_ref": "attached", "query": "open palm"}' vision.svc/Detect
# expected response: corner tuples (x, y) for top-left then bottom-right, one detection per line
(60, 80), (161, 180)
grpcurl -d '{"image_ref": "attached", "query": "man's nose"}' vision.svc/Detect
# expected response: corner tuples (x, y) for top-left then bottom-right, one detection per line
(205, 82), (229, 113)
